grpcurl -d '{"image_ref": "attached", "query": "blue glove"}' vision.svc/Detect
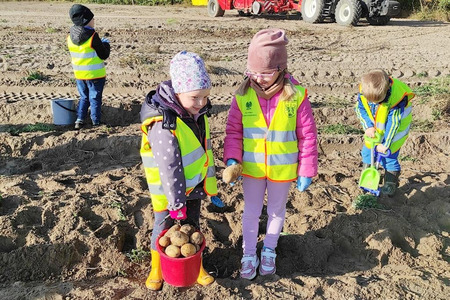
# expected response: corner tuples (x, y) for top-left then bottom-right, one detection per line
(227, 159), (238, 166)
(101, 37), (110, 43)
(211, 196), (225, 208)
(297, 177), (312, 192)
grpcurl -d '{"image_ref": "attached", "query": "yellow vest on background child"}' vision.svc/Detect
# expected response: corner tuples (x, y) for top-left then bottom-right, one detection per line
(359, 78), (415, 153)
(67, 34), (106, 80)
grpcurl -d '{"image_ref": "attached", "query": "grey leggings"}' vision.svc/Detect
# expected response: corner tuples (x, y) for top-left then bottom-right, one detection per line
(150, 199), (201, 250)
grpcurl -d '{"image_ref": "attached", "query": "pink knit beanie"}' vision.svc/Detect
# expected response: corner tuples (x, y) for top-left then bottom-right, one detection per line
(170, 51), (211, 93)
(247, 28), (288, 73)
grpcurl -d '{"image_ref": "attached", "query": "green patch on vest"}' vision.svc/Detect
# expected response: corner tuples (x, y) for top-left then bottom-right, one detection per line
(243, 100), (257, 117)
(284, 102), (297, 118)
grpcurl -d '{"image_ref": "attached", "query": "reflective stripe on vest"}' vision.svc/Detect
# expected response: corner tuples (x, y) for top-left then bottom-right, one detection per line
(236, 85), (306, 181)
(67, 34), (106, 80)
(140, 115), (218, 212)
(360, 78), (415, 153)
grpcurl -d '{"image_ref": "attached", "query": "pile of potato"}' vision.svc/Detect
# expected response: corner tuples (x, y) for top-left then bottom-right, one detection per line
(158, 224), (204, 258)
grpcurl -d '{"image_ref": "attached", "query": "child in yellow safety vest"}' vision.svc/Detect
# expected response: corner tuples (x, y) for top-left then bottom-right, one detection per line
(355, 69), (415, 196)
(67, 4), (110, 129)
(140, 51), (222, 290)
(223, 29), (318, 280)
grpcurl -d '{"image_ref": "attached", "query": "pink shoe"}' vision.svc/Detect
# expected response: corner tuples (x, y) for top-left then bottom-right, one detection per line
(259, 247), (276, 275)
(240, 254), (259, 280)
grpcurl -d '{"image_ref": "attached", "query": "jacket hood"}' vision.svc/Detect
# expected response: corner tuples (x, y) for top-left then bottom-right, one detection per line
(69, 25), (94, 45)
(140, 80), (211, 128)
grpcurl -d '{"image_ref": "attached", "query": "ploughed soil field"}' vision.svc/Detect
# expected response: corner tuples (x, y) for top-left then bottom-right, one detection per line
(0, 2), (449, 299)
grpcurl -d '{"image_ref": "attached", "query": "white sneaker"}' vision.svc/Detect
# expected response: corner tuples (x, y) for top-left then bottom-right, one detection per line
(259, 247), (276, 275)
(240, 254), (259, 280)
(74, 120), (83, 130)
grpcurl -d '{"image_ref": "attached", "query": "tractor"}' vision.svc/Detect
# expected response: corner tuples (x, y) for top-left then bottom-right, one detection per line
(207, 0), (300, 17)
(207, 0), (401, 26)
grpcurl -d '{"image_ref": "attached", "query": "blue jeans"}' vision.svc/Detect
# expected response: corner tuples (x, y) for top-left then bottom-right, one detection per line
(361, 145), (401, 171)
(150, 199), (201, 250)
(76, 78), (106, 124)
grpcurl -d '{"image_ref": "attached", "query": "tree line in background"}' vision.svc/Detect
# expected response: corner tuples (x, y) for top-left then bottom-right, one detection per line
(399, 0), (449, 21)
(72, 0), (188, 5)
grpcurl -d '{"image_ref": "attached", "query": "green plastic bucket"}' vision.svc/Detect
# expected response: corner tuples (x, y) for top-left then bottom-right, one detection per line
(50, 99), (77, 125)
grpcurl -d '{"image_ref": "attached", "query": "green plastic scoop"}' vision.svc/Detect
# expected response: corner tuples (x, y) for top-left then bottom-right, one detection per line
(359, 133), (383, 196)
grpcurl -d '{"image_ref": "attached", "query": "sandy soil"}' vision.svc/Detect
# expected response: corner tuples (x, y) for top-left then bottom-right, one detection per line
(0, 2), (449, 299)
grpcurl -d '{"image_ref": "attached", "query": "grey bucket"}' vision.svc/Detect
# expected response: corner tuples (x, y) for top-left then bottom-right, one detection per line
(50, 99), (77, 125)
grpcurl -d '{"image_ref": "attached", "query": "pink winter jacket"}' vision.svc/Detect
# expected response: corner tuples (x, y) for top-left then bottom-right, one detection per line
(223, 78), (318, 178)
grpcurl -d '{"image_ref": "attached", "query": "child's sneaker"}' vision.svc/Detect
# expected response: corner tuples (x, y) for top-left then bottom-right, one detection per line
(74, 120), (83, 130)
(259, 246), (276, 275)
(240, 254), (259, 280)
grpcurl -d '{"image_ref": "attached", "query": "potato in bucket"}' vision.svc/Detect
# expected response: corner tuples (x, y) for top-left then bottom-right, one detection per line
(156, 226), (207, 287)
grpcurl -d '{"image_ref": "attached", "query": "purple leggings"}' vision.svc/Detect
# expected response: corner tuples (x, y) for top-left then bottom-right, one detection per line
(242, 177), (292, 255)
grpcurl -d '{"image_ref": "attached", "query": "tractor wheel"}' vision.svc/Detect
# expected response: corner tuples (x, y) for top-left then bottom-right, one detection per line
(252, 1), (262, 15)
(208, 0), (225, 17)
(367, 16), (390, 25)
(335, 0), (362, 26)
(301, 0), (325, 23)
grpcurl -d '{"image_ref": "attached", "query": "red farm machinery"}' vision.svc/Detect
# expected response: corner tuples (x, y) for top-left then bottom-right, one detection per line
(207, 0), (401, 26)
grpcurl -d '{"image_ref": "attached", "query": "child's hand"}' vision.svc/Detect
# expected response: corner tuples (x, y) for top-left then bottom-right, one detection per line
(376, 144), (388, 154)
(169, 206), (187, 220)
(297, 177), (312, 192)
(365, 127), (375, 138)
(223, 159), (243, 186)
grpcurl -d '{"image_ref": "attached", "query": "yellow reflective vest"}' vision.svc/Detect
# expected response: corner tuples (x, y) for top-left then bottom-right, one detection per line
(140, 115), (218, 212)
(360, 78), (415, 153)
(67, 34), (106, 80)
(236, 85), (306, 182)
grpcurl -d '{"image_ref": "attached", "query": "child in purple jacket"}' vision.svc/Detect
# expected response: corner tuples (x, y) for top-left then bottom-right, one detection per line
(140, 51), (221, 290)
(223, 28), (318, 280)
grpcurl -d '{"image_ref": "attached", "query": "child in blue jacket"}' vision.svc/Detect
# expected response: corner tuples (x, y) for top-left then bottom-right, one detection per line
(355, 69), (414, 196)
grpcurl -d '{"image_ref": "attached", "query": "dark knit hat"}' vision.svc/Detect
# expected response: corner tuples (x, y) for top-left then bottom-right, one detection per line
(69, 4), (94, 26)
(247, 28), (288, 73)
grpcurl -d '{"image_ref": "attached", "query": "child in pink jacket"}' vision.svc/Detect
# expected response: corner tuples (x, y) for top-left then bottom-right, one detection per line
(223, 28), (318, 280)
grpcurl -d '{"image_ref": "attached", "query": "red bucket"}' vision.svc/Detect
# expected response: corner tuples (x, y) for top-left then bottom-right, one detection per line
(156, 229), (206, 287)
